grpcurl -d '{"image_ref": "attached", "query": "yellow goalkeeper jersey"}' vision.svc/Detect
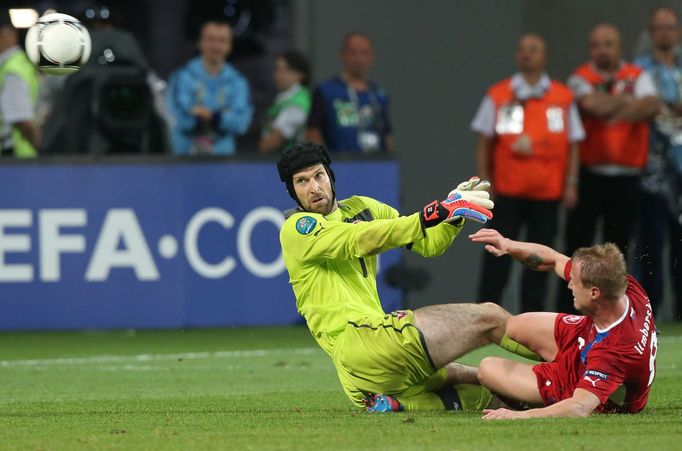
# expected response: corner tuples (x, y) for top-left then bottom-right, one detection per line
(279, 195), (462, 356)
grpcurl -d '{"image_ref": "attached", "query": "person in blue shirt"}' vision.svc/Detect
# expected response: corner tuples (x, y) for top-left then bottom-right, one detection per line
(633, 6), (682, 320)
(167, 20), (253, 155)
(305, 32), (394, 153)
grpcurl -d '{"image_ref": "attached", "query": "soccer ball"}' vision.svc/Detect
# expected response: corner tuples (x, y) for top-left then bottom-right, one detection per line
(25, 13), (92, 76)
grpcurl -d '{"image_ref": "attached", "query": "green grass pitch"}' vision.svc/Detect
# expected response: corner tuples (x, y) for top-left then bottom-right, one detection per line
(1, 324), (681, 450)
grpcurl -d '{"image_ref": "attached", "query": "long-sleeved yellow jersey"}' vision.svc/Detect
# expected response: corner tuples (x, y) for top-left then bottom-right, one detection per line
(280, 195), (462, 356)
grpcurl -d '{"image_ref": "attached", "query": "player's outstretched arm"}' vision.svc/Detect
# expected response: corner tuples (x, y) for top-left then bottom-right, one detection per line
(281, 212), (419, 261)
(282, 194), (493, 262)
(469, 228), (570, 280)
(482, 389), (600, 420)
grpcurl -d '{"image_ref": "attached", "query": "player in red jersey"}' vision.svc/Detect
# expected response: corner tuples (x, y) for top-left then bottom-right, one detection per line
(469, 228), (657, 419)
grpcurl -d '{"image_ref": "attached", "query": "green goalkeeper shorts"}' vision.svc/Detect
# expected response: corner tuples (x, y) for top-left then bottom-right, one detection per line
(332, 310), (446, 408)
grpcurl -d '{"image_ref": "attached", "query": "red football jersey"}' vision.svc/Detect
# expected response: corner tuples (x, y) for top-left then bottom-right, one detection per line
(533, 262), (657, 413)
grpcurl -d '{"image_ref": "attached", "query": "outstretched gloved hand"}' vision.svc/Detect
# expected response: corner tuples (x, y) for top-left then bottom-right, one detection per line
(448, 176), (494, 210)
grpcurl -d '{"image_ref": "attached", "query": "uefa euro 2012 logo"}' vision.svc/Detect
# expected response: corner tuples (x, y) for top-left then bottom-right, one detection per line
(296, 216), (317, 235)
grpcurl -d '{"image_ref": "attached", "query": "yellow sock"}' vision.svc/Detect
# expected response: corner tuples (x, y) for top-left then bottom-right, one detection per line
(454, 384), (493, 410)
(396, 392), (449, 411)
(499, 334), (543, 361)
(397, 384), (493, 411)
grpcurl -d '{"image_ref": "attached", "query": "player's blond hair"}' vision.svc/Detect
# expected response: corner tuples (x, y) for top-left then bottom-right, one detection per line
(572, 243), (627, 300)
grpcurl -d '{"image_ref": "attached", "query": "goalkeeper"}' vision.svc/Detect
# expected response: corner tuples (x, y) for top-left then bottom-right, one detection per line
(278, 142), (539, 412)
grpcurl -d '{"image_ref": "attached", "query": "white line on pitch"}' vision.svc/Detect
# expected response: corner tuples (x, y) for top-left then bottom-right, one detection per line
(1, 333), (679, 368)
(0, 347), (321, 367)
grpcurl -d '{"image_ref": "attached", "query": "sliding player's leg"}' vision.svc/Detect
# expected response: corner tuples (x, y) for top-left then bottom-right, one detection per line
(505, 312), (560, 362)
(336, 305), (540, 412)
(335, 310), (492, 412)
(477, 357), (543, 405)
(414, 302), (525, 367)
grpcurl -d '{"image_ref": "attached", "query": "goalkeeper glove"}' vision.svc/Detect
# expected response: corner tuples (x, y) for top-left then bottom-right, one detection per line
(448, 176), (494, 210)
(420, 195), (493, 229)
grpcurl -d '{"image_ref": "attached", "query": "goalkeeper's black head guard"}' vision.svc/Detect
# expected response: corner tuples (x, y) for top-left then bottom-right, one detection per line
(277, 142), (336, 208)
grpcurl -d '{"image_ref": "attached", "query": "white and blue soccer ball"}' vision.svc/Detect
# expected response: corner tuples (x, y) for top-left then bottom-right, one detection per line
(25, 13), (92, 76)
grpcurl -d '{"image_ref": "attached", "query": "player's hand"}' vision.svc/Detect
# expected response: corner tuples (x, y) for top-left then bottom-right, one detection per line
(420, 197), (493, 229)
(468, 228), (510, 257)
(448, 176), (494, 210)
(482, 408), (528, 420)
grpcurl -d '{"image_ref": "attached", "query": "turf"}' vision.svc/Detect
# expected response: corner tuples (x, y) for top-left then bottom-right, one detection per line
(1, 324), (681, 450)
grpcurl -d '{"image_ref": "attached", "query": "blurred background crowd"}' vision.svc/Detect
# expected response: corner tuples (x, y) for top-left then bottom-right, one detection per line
(1, 0), (681, 321)
(1, 0), (395, 157)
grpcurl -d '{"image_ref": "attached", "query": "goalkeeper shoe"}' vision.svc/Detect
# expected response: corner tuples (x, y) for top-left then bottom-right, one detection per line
(364, 393), (404, 412)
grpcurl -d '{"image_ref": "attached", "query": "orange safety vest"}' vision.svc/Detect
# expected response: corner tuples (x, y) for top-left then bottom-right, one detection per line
(488, 78), (573, 200)
(572, 63), (649, 168)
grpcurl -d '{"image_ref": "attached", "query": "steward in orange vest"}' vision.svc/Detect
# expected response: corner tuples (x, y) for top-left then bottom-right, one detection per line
(487, 79), (576, 200)
(572, 63), (650, 169)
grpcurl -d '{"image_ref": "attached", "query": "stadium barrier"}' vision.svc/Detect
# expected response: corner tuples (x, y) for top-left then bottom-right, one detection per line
(0, 155), (401, 330)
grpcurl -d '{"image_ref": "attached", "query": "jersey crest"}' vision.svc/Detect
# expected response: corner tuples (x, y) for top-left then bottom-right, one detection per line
(562, 315), (584, 325)
(296, 216), (318, 235)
